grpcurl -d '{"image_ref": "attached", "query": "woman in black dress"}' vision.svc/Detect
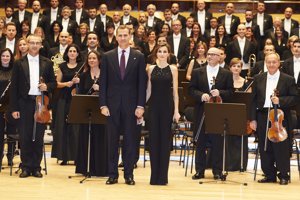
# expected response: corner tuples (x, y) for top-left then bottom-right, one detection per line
(51, 44), (83, 165)
(100, 23), (118, 52)
(75, 50), (107, 176)
(46, 21), (62, 48)
(0, 49), (17, 167)
(146, 44), (180, 185)
(74, 23), (88, 51)
(227, 58), (249, 171)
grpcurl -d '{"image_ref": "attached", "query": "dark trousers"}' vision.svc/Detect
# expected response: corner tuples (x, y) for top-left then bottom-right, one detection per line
(107, 106), (137, 179)
(149, 106), (172, 185)
(257, 111), (290, 180)
(19, 98), (46, 172)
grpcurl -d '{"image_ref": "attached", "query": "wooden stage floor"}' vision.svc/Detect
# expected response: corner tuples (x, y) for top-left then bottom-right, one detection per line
(0, 152), (300, 200)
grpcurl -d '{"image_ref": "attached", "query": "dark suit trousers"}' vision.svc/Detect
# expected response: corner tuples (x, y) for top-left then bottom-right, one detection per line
(257, 110), (290, 180)
(107, 106), (137, 179)
(19, 97), (45, 172)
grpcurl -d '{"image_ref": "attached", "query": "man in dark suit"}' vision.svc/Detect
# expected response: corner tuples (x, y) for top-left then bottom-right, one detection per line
(190, 0), (212, 36)
(251, 44), (276, 77)
(0, 22), (18, 55)
(204, 17), (218, 39)
(99, 25), (147, 185)
(167, 19), (190, 69)
(28, 0), (49, 34)
(226, 24), (256, 77)
(120, 4), (138, 29)
(171, 3), (186, 29)
(58, 6), (78, 37)
(281, 39), (300, 87)
(244, 10), (260, 44)
(181, 17), (194, 38)
(265, 17), (289, 42)
(217, 3), (240, 38)
(12, 0), (31, 24)
(70, 0), (88, 25)
(146, 4), (163, 35)
(4, 5), (20, 33)
(81, 32), (103, 61)
(48, 31), (69, 60)
(282, 7), (299, 37)
(84, 7), (104, 39)
(252, 2), (273, 40)
(42, 0), (62, 25)
(189, 47), (233, 180)
(98, 4), (113, 32)
(249, 53), (298, 185)
(10, 34), (56, 178)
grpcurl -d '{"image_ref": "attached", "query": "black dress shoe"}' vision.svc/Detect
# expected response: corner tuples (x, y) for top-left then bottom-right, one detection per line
(19, 170), (30, 178)
(106, 177), (118, 185)
(32, 171), (43, 178)
(192, 172), (205, 180)
(258, 177), (277, 183)
(213, 174), (222, 180)
(125, 177), (135, 185)
(60, 161), (67, 165)
(279, 179), (288, 185)
(118, 162), (124, 168)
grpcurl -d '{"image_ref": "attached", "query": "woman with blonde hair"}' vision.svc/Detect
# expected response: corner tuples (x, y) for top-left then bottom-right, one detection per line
(15, 37), (29, 60)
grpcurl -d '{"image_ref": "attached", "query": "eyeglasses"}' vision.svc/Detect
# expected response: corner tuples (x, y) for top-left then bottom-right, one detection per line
(28, 41), (42, 45)
(207, 53), (220, 57)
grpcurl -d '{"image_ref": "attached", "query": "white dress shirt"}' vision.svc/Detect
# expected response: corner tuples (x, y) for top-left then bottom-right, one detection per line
(284, 18), (292, 36)
(186, 28), (192, 37)
(62, 18), (69, 32)
(100, 14), (107, 30)
(27, 54), (41, 96)
(210, 28), (216, 36)
(89, 18), (96, 31)
(263, 70), (280, 108)
(114, 22), (120, 36)
(122, 15), (130, 25)
(293, 56), (300, 83)
(50, 7), (58, 24)
(147, 16), (154, 27)
(171, 14), (178, 21)
(118, 46), (130, 68)
(5, 17), (12, 23)
(31, 13), (40, 34)
(173, 33), (181, 58)
(257, 13), (264, 36)
(59, 44), (67, 55)
(245, 21), (252, 28)
(6, 38), (15, 54)
(206, 64), (220, 90)
(18, 10), (25, 23)
(197, 10), (206, 35)
(225, 14), (232, 34)
(76, 9), (82, 25)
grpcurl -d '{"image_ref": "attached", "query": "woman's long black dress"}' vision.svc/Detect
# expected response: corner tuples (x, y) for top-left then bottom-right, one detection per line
(149, 65), (173, 185)
(51, 62), (81, 162)
(75, 71), (108, 176)
(225, 81), (249, 171)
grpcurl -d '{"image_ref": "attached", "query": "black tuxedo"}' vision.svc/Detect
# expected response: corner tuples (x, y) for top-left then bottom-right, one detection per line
(250, 72), (298, 180)
(190, 10), (213, 32)
(71, 9), (89, 25)
(81, 48), (103, 61)
(281, 57), (300, 87)
(83, 17), (105, 38)
(225, 38), (256, 65)
(100, 36), (118, 52)
(146, 16), (163, 35)
(97, 14), (113, 31)
(189, 66), (233, 174)
(217, 15), (240, 37)
(42, 7), (62, 24)
(120, 15), (138, 28)
(175, 14), (187, 29)
(204, 28), (217, 39)
(250, 60), (265, 77)
(46, 34), (60, 48)
(0, 38), (18, 56)
(282, 18), (299, 36)
(167, 34), (190, 69)
(74, 35), (87, 51)
(12, 10), (31, 24)
(99, 47), (147, 179)
(57, 18), (78, 37)
(265, 27), (289, 42)
(253, 13), (273, 37)
(9, 55), (56, 173)
(291, 28), (300, 37)
(28, 13), (49, 35)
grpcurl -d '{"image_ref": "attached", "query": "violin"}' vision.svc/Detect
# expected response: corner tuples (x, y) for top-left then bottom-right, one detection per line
(34, 77), (51, 124)
(267, 89), (288, 143)
(208, 76), (222, 103)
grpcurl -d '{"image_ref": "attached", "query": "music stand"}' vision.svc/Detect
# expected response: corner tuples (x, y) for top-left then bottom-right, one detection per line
(230, 91), (253, 173)
(200, 103), (247, 186)
(67, 95), (106, 183)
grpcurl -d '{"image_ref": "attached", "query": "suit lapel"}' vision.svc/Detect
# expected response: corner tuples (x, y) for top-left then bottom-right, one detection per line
(234, 40), (241, 56)
(124, 48), (136, 79)
(22, 57), (30, 84)
(215, 68), (223, 89)
(112, 48), (121, 79)
(203, 67), (209, 92)
(261, 73), (267, 103)
(39, 57), (45, 79)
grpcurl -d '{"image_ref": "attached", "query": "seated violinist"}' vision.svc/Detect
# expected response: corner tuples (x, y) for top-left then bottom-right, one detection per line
(188, 47), (233, 180)
(249, 53), (298, 185)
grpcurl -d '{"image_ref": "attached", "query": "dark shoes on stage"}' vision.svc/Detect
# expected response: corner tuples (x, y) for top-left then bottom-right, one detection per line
(19, 170), (43, 178)
(118, 162), (138, 169)
(192, 172), (205, 180)
(279, 179), (289, 185)
(258, 177), (277, 183)
(106, 177), (118, 185)
(125, 177), (135, 185)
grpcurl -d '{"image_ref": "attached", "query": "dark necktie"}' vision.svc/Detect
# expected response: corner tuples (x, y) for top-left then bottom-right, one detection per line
(120, 50), (126, 80)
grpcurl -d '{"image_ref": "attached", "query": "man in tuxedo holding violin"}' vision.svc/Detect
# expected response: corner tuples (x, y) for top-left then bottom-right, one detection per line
(249, 53), (298, 185)
(189, 47), (233, 180)
(10, 35), (56, 178)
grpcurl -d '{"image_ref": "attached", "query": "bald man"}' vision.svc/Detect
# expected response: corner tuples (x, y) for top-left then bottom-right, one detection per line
(189, 47), (233, 180)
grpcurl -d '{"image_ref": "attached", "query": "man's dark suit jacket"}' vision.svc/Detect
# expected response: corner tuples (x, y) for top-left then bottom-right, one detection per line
(281, 57), (300, 87)
(217, 15), (240, 37)
(12, 10), (31, 24)
(225, 39), (257, 64)
(42, 7), (62, 24)
(57, 18), (78, 37)
(252, 13), (273, 37)
(28, 13), (49, 34)
(71, 9), (89, 25)
(0, 37), (18, 56)
(190, 10), (213, 32)
(282, 18), (299, 36)
(167, 34), (190, 69)
(120, 15), (138, 28)
(83, 17), (105, 38)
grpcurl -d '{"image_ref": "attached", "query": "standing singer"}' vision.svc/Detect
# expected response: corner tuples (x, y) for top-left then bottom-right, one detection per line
(10, 35), (56, 178)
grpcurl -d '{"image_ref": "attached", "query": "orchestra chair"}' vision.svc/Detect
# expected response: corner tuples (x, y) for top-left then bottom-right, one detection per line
(1, 134), (19, 176)
(178, 69), (188, 87)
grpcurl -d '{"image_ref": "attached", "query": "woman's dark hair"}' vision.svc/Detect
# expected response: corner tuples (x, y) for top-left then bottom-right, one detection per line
(216, 24), (227, 36)
(20, 19), (30, 29)
(151, 43), (171, 63)
(0, 48), (14, 68)
(63, 44), (82, 63)
(106, 22), (115, 31)
(50, 20), (63, 34)
(84, 50), (101, 71)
